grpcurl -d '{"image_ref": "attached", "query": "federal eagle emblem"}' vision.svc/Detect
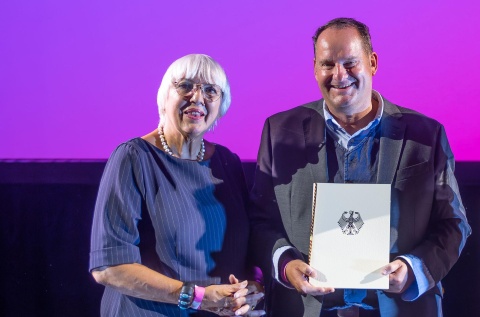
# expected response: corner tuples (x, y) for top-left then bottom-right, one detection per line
(338, 210), (364, 235)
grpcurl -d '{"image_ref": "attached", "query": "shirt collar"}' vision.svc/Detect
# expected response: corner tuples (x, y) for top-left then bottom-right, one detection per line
(323, 90), (384, 137)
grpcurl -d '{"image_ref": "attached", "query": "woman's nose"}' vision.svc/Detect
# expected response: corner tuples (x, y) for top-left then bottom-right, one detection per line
(189, 87), (205, 104)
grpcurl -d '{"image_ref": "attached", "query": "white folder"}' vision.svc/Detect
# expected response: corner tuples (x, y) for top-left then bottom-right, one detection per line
(309, 183), (391, 289)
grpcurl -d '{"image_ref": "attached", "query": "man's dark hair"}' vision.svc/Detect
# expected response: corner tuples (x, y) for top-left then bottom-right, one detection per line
(312, 17), (373, 56)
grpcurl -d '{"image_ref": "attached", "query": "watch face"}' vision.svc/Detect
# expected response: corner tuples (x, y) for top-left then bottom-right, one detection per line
(178, 282), (195, 310)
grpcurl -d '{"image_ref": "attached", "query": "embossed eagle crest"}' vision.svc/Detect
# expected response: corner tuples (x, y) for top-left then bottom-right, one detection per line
(338, 210), (364, 235)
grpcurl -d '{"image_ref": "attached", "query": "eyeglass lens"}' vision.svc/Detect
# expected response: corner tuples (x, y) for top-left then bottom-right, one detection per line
(175, 79), (222, 101)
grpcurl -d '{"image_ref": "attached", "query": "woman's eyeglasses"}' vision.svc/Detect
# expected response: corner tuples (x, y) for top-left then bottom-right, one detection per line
(174, 79), (222, 102)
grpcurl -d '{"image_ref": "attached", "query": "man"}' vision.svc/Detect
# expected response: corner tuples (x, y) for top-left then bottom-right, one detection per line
(249, 18), (471, 317)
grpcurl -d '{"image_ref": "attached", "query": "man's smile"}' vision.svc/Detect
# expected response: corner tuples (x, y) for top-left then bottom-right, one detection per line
(330, 82), (356, 91)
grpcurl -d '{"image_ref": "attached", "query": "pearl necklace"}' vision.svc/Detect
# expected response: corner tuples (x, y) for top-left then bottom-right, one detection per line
(158, 128), (205, 162)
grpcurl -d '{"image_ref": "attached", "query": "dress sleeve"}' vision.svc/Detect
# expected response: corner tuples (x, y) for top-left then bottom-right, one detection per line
(89, 143), (146, 271)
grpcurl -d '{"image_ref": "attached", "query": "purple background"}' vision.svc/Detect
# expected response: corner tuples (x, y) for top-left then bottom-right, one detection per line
(1, 1), (479, 161)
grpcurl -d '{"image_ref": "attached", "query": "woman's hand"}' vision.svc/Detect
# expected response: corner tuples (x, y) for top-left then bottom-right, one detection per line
(200, 275), (265, 316)
(200, 279), (246, 316)
(228, 274), (265, 316)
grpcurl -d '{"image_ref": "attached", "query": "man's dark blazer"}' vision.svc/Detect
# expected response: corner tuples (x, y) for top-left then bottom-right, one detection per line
(249, 97), (471, 317)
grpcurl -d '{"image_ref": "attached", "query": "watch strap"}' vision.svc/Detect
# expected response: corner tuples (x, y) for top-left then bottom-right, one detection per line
(178, 282), (195, 310)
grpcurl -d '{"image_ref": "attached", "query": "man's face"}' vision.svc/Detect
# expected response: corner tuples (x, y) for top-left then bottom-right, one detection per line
(314, 27), (378, 115)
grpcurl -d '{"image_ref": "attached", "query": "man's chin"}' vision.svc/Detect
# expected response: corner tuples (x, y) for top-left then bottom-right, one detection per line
(325, 96), (354, 109)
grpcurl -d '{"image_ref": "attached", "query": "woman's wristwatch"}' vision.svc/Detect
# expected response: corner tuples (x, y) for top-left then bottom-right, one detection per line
(178, 282), (205, 310)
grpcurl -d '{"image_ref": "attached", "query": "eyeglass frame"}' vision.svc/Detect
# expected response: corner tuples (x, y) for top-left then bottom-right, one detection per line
(173, 79), (223, 102)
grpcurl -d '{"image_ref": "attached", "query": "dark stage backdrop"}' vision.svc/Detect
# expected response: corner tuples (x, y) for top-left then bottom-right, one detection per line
(0, 161), (478, 317)
(1, 1), (480, 161)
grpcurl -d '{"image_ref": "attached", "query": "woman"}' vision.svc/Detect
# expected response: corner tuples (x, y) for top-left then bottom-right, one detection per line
(89, 54), (264, 316)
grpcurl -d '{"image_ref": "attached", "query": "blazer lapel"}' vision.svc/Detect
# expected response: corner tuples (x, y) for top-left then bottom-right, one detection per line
(303, 100), (329, 183)
(377, 100), (406, 184)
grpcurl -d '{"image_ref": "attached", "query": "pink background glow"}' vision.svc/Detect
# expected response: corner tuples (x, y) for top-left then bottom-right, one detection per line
(1, 1), (479, 161)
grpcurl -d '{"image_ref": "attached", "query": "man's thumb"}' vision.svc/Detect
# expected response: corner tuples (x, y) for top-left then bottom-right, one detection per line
(382, 262), (399, 275)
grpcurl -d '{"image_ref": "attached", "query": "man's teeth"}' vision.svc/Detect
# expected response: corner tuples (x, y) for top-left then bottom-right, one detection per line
(335, 83), (352, 88)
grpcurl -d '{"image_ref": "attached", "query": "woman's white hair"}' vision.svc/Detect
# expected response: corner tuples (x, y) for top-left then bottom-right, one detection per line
(157, 54), (231, 127)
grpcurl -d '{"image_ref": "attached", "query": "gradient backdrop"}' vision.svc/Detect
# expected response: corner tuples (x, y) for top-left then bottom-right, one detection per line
(1, 0), (479, 161)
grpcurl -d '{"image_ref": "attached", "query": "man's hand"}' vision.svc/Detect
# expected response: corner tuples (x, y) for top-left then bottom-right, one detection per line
(285, 259), (335, 296)
(382, 259), (414, 293)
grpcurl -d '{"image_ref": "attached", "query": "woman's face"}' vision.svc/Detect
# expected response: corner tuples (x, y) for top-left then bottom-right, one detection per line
(163, 77), (222, 139)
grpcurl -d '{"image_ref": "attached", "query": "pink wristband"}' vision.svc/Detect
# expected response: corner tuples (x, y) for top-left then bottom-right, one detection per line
(191, 285), (205, 309)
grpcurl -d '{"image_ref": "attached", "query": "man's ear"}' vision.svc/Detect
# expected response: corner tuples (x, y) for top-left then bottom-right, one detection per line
(370, 52), (378, 76)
